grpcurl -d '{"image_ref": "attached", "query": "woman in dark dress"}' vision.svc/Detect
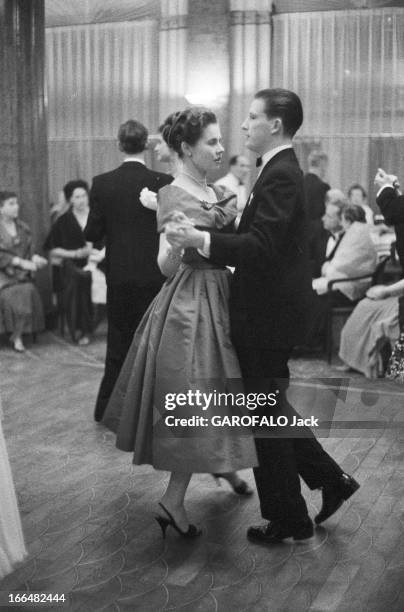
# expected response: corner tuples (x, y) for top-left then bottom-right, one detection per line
(44, 180), (95, 345)
(0, 191), (46, 352)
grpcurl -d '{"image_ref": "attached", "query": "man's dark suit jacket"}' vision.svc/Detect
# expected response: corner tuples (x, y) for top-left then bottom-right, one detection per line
(376, 186), (404, 272)
(85, 161), (172, 286)
(303, 172), (330, 277)
(209, 148), (312, 349)
(309, 226), (329, 278)
(303, 172), (330, 222)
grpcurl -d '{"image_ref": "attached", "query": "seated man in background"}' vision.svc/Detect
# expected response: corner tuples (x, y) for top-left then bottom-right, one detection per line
(348, 183), (374, 224)
(214, 154), (250, 214)
(306, 202), (378, 347)
(309, 188), (345, 277)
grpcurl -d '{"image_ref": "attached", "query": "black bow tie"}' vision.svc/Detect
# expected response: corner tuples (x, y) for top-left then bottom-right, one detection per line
(256, 157), (262, 168)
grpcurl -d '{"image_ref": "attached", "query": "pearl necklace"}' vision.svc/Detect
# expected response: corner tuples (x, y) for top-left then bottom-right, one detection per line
(180, 169), (209, 192)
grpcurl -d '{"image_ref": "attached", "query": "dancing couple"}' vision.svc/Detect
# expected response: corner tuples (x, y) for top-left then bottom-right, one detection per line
(103, 88), (359, 544)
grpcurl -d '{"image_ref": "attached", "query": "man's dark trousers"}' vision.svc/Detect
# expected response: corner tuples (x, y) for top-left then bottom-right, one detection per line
(94, 281), (161, 422)
(235, 344), (343, 528)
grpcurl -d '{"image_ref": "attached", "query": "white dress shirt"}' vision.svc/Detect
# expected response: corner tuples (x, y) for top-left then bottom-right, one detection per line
(325, 230), (344, 258)
(200, 144), (293, 257)
(123, 156), (146, 165)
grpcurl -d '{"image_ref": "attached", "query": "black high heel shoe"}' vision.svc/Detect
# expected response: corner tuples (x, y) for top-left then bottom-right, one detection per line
(155, 503), (202, 539)
(213, 474), (254, 496)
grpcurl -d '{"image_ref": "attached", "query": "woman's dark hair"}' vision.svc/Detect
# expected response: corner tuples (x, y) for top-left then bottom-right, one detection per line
(342, 203), (366, 224)
(162, 107), (217, 158)
(63, 180), (89, 202)
(0, 191), (17, 206)
(159, 112), (177, 145)
(118, 119), (148, 154)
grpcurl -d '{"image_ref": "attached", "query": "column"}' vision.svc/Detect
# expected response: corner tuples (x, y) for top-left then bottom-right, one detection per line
(229, 0), (272, 155)
(0, 0), (49, 251)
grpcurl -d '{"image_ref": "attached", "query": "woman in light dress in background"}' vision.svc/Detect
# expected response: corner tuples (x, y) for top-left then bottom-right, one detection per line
(103, 108), (257, 539)
(339, 277), (404, 378)
(0, 395), (26, 579)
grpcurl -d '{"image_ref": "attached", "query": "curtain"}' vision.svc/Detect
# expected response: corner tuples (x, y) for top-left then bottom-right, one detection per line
(45, 0), (160, 27)
(158, 0), (188, 122)
(272, 8), (404, 205)
(46, 20), (159, 204)
(228, 0), (272, 156)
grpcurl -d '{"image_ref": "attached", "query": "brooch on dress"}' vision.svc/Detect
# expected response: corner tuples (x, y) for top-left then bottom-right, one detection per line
(201, 201), (215, 211)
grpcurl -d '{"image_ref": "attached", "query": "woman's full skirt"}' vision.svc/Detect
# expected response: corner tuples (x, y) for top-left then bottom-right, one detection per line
(103, 264), (257, 473)
(339, 296), (399, 379)
(0, 282), (44, 334)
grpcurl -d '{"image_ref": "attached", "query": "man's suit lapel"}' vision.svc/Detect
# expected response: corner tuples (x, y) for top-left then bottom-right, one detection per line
(237, 149), (298, 233)
(237, 162), (270, 232)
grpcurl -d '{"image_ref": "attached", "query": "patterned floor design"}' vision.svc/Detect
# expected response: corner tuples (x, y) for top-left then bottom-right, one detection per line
(0, 329), (403, 611)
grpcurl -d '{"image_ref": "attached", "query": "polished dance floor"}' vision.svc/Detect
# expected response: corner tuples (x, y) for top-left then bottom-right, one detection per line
(0, 329), (403, 611)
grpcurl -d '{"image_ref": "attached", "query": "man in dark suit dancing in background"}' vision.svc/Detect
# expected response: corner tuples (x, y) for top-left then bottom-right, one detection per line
(167, 89), (359, 543)
(304, 150), (330, 226)
(304, 150), (330, 276)
(85, 120), (172, 422)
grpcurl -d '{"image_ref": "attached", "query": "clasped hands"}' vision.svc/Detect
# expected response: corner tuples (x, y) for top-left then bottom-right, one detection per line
(14, 254), (47, 272)
(165, 211), (205, 250)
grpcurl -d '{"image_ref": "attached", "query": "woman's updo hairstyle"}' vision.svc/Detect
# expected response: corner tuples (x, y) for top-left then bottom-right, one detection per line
(162, 107), (217, 158)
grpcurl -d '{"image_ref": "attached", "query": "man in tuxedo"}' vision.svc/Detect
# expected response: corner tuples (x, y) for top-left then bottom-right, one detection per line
(309, 188), (346, 277)
(166, 89), (359, 543)
(85, 120), (172, 422)
(375, 168), (404, 270)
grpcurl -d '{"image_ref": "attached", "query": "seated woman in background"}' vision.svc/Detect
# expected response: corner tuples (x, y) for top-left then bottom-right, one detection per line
(339, 277), (404, 378)
(0, 191), (47, 352)
(44, 180), (105, 346)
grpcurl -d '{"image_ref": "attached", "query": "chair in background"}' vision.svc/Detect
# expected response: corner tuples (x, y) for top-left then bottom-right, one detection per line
(51, 262), (93, 343)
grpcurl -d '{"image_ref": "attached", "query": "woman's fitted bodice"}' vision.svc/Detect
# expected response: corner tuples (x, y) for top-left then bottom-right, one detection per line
(157, 184), (237, 269)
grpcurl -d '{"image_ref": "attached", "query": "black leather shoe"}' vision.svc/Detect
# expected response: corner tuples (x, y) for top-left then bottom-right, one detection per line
(247, 518), (314, 544)
(315, 474), (360, 524)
